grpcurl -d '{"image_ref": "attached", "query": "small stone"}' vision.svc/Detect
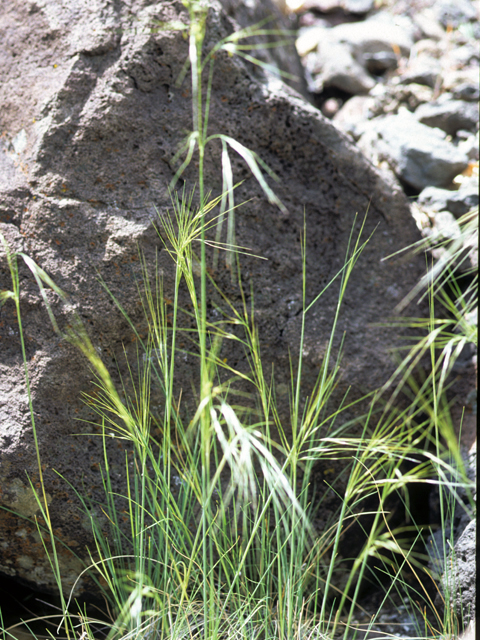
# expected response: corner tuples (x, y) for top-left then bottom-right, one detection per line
(342, 0), (374, 13)
(296, 26), (327, 57)
(316, 39), (375, 94)
(297, 0), (374, 12)
(413, 38), (443, 59)
(299, 0), (343, 11)
(443, 67), (480, 92)
(446, 43), (479, 69)
(298, 12), (330, 28)
(431, 210), (462, 240)
(456, 176), (480, 210)
(432, 0), (477, 29)
(412, 9), (446, 40)
(418, 186), (456, 211)
(418, 183), (479, 217)
(415, 99), (479, 136)
(333, 95), (375, 137)
(453, 81), (480, 102)
(399, 83), (435, 109)
(321, 97), (342, 117)
(400, 56), (442, 88)
(363, 50), (398, 75)
(458, 131), (479, 161)
(332, 15), (414, 58)
(357, 110), (469, 190)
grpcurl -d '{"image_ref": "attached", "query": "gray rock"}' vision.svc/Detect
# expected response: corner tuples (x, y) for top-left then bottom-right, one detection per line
(430, 210), (462, 240)
(400, 55), (442, 88)
(363, 50), (398, 75)
(316, 38), (375, 94)
(0, 0), (425, 595)
(415, 98), (480, 136)
(296, 26), (327, 57)
(333, 95), (376, 138)
(297, 0), (374, 13)
(456, 177), (480, 211)
(447, 43), (479, 68)
(453, 81), (480, 102)
(418, 186), (458, 212)
(444, 516), (476, 626)
(357, 110), (469, 190)
(332, 14), (414, 59)
(366, 82), (434, 118)
(458, 131), (480, 161)
(434, 446), (476, 630)
(342, 0), (375, 13)
(444, 67), (480, 94)
(432, 0), (478, 29)
(301, 29), (376, 94)
(412, 8), (446, 40)
(418, 183), (479, 217)
(429, 440), (477, 629)
(412, 37), (443, 60)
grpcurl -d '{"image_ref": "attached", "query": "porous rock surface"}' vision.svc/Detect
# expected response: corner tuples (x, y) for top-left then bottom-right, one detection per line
(0, 0), (424, 594)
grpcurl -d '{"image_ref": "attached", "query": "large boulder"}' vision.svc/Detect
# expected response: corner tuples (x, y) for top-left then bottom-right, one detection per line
(0, 0), (425, 595)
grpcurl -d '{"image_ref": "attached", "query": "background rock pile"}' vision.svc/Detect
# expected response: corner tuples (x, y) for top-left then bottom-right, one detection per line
(292, 0), (478, 269)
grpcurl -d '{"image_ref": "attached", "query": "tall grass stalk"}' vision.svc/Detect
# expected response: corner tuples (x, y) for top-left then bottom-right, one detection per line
(0, 239), (73, 638)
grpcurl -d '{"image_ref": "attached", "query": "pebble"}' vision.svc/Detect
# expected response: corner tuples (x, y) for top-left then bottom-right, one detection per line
(332, 95), (375, 137)
(453, 81), (480, 102)
(316, 34), (376, 93)
(458, 131), (479, 160)
(418, 181), (479, 217)
(432, 0), (478, 28)
(415, 97), (479, 135)
(295, 0), (374, 13)
(330, 14), (414, 57)
(412, 9), (446, 40)
(399, 55), (442, 88)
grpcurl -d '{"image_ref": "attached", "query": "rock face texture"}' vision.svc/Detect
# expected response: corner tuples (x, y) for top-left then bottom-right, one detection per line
(0, 0), (425, 594)
(448, 518), (476, 625)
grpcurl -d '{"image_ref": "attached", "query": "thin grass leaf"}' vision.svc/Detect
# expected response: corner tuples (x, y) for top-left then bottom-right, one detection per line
(210, 134), (287, 214)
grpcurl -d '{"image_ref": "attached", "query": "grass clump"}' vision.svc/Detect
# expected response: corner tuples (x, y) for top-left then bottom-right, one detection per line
(0, 2), (476, 640)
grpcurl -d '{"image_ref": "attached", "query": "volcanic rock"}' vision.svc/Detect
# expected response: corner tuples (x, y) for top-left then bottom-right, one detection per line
(0, 0), (425, 594)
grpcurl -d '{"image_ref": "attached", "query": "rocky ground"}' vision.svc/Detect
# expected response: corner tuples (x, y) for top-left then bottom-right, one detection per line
(289, 0), (479, 271)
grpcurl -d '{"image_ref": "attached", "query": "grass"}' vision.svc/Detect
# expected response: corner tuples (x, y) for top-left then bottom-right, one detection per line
(0, 2), (476, 639)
